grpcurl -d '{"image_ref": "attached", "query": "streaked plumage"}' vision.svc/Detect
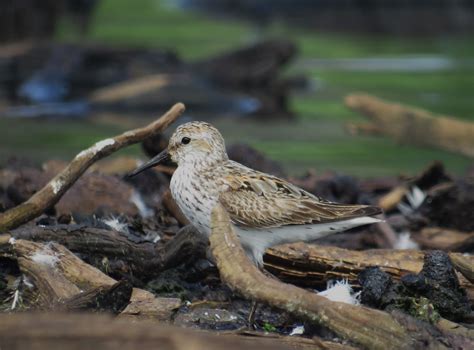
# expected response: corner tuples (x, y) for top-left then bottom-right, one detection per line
(130, 121), (382, 266)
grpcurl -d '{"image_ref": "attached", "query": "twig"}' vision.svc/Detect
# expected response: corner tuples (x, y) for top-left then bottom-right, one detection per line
(209, 204), (447, 349)
(0, 103), (185, 232)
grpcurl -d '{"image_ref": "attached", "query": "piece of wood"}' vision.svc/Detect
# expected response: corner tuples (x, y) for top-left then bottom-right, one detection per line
(345, 93), (474, 158)
(3, 238), (116, 308)
(0, 102), (185, 233)
(413, 227), (474, 250)
(9, 224), (207, 279)
(377, 185), (408, 212)
(89, 74), (173, 103)
(209, 204), (457, 349)
(120, 290), (181, 321)
(10, 225), (163, 279)
(264, 242), (474, 297)
(0, 313), (292, 350)
(1, 237), (181, 319)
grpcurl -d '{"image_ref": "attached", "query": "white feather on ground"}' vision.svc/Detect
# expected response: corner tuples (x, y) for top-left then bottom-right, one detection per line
(317, 280), (360, 305)
(394, 231), (419, 250)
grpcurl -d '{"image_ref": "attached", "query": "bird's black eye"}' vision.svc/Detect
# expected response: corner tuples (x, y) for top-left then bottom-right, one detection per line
(181, 137), (191, 145)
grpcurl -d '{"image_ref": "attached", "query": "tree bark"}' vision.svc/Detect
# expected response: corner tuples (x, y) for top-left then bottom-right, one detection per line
(264, 242), (474, 299)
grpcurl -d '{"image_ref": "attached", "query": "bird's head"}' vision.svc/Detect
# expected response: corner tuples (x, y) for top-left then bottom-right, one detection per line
(128, 121), (228, 177)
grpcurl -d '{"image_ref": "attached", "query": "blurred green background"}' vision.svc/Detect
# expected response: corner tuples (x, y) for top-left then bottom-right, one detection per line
(1, 0), (473, 177)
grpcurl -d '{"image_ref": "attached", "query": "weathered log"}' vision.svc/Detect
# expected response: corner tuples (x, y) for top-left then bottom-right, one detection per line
(9, 224), (207, 280)
(1, 237), (181, 319)
(413, 227), (474, 251)
(209, 204), (458, 349)
(345, 93), (474, 158)
(264, 243), (474, 298)
(0, 102), (185, 232)
(1, 238), (115, 308)
(0, 313), (292, 350)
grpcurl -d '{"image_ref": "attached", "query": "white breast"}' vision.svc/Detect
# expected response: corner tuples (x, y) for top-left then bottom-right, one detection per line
(170, 165), (219, 236)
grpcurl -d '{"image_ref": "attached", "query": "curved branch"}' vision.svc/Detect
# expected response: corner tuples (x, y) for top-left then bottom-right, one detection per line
(0, 103), (185, 232)
(210, 204), (453, 350)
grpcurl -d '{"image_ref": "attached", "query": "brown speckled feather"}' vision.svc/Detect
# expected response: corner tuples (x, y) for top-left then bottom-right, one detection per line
(218, 164), (381, 228)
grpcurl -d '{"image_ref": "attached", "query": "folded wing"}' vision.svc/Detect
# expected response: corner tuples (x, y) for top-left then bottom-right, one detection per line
(219, 172), (382, 228)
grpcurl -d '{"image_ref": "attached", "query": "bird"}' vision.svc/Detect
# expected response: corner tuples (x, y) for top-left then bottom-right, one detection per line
(129, 121), (382, 266)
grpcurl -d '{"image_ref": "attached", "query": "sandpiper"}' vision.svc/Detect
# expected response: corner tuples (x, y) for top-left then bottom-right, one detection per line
(129, 121), (382, 266)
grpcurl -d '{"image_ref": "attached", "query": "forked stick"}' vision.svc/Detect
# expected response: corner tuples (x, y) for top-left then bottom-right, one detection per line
(0, 103), (185, 232)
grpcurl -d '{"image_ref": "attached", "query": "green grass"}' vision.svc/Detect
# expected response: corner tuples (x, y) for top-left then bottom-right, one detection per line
(59, 0), (253, 60)
(3, 0), (472, 177)
(251, 138), (470, 177)
(0, 118), (142, 165)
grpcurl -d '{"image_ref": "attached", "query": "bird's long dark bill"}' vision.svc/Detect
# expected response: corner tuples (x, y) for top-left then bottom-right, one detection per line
(127, 149), (170, 177)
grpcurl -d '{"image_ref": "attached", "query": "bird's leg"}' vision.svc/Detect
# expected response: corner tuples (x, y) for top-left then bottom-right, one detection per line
(247, 300), (258, 328)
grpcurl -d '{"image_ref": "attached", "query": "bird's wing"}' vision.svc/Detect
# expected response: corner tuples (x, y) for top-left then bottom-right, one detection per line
(219, 169), (382, 229)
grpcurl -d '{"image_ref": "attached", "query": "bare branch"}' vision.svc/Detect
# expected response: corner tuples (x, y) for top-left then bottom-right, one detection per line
(0, 103), (185, 232)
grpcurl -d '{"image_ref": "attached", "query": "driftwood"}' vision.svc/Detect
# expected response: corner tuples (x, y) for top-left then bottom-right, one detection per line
(412, 227), (474, 251)
(209, 204), (467, 349)
(0, 313), (292, 350)
(265, 243), (474, 299)
(345, 93), (474, 158)
(0, 237), (181, 319)
(9, 224), (208, 281)
(0, 102), (185, 233)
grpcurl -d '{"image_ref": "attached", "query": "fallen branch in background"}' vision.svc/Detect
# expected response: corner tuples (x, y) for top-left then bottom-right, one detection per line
(88, 74), (175, 104)
(345, 93), (474, 158)
(209, 204), (467, 349)
(0, 103), (185, 232)
(412, 227), (474, 251)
